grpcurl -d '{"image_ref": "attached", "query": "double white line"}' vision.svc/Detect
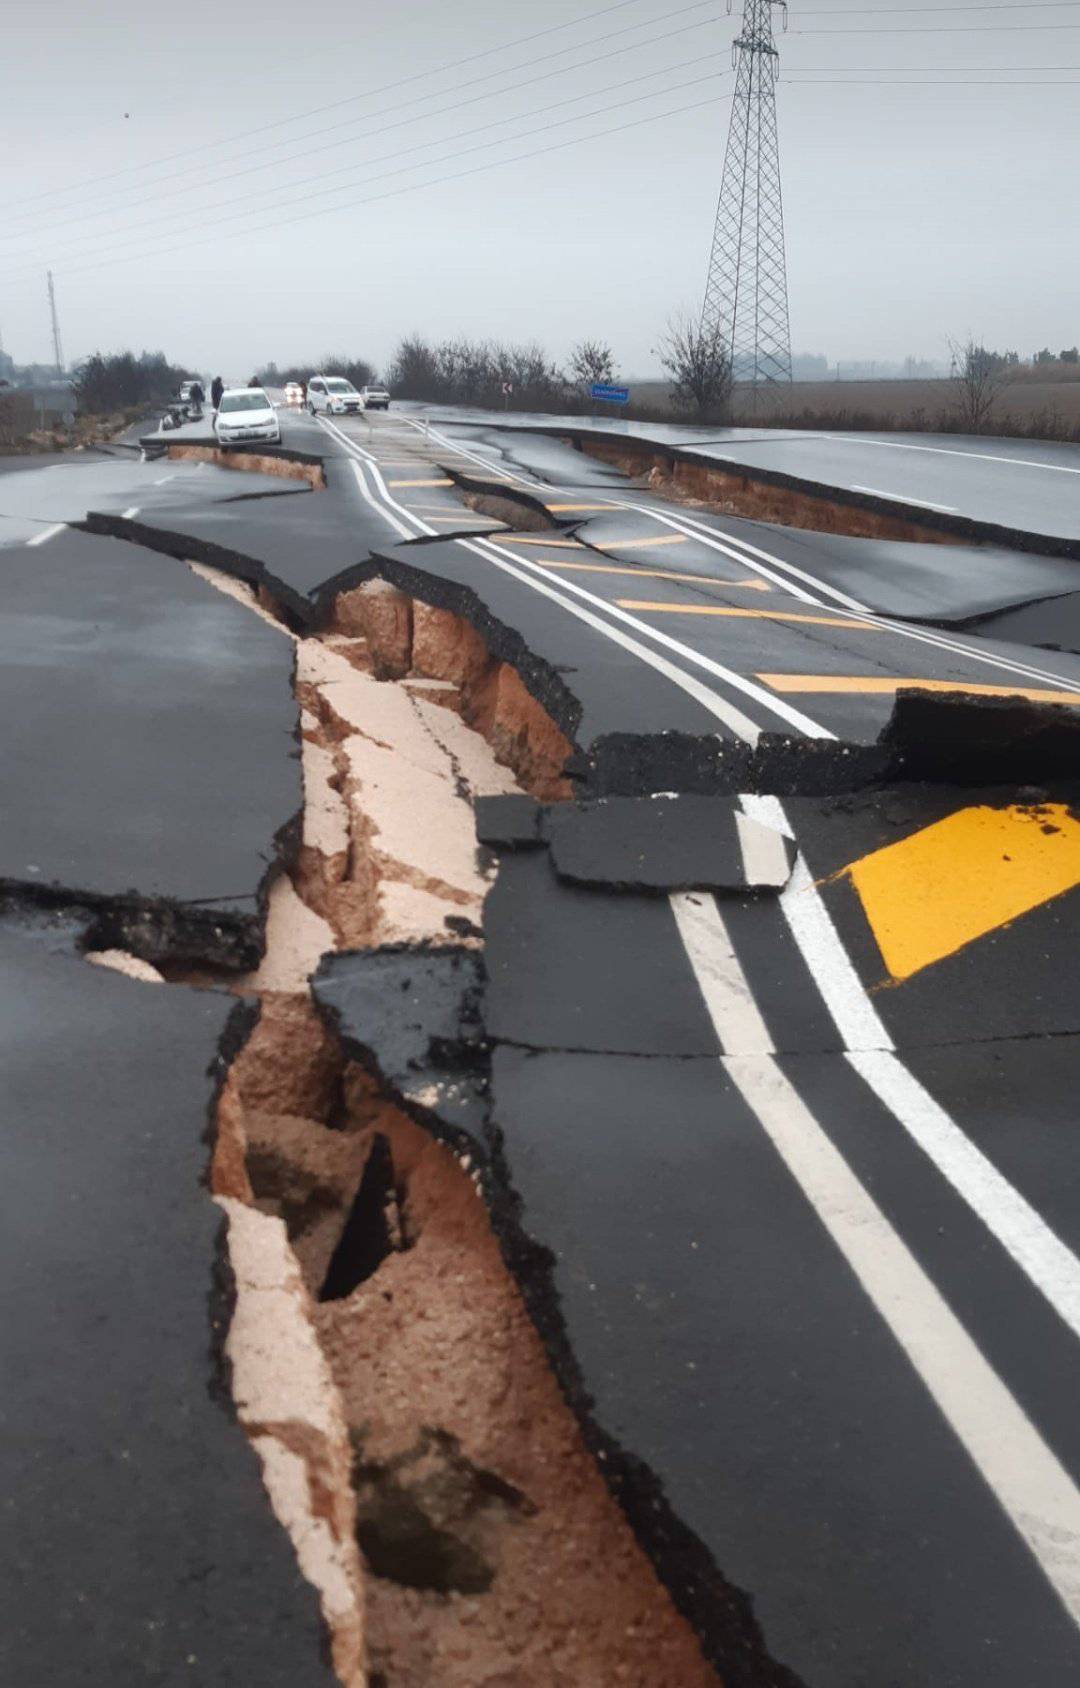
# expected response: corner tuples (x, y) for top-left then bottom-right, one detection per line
(320, 409), (1080, 1627)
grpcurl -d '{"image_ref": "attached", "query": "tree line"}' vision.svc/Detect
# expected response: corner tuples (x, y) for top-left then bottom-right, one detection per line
(74, 350), (196, 414)
(71, 327), (1080, 437)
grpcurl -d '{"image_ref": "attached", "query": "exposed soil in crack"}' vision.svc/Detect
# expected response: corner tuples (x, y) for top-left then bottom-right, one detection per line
(457, 483), (558, 533)
(168, 553), (719, 1684)
(329, 579), (574, 801)
(164, 442), (327, 489)
(214, 996), (721, 1688)
(573, 434), (958, 544)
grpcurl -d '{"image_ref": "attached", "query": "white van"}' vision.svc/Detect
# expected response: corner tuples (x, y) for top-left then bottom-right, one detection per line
(307, 375), (363, 416)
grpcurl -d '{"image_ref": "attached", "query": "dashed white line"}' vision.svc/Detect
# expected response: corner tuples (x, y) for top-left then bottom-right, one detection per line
(851, 483), (958, 514)
(26, 523), (67, 548)
(837, 435), (1080, 477)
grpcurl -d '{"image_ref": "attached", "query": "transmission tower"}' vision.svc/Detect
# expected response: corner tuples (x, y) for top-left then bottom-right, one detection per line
(702, 0), (792, 389)
(47, 271), (65, 373)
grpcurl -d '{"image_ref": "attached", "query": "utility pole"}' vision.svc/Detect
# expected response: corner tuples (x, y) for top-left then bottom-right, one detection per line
(47, 271), (65, 374)
(702, 0), (793, 392)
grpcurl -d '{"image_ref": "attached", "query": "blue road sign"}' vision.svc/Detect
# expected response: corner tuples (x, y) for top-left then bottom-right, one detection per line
(589, 384), (630, 405)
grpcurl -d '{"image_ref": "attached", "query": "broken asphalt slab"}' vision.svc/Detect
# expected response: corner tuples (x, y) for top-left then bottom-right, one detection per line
(487, 1042), (1080, 1688)
(0, 455), (307, 539)
(84, 454), (381, 627)
(0, 914), (335, 1686)
(0, 528), (299, 965)
(476, 792), (795, 891)
(315, 944), (488, 1144)
(427, 412), (1080, 556)
(541, 795), (795, 891)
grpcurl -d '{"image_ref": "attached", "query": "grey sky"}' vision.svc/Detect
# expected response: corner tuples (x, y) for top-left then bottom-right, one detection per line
(1, 0), (1077, 376)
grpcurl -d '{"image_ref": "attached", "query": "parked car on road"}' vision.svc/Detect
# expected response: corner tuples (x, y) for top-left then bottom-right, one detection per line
(361, 384), (391, 411)
(307, 375), (363, 415)
(284, 381), (304, 406)
(214, 388), (280, 446)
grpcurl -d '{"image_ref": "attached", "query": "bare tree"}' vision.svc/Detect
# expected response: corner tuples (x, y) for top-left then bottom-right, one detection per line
(570, 339), (617, 392)
(656, 313), (732, 422)
(948, 337), (1012, 434)
(386, 335), (441, 400)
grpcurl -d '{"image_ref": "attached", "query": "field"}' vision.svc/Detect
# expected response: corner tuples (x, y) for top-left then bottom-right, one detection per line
(626, 368), (1080, 439)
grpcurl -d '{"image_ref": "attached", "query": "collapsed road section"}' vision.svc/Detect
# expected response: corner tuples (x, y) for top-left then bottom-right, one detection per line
(4, 407), (1080, 1687)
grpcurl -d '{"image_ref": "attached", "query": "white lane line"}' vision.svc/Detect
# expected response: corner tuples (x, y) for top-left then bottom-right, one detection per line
(610, 498), (1080, 689)
(735, 809), (795, 889)
(152, 473), (177, 486)
(671, 892), (773, 1053)
(418, 418), (1080, 693)
(469, 532), (831, 739)
(725, 1050), (1080, 1629)
(839, 436), (1080, 477)
(741, 792), (1080, 1347)
(677, 892), (1080, 1627)
(461, 537), (766, 743)
(320, 416), (778, 743)
(851, 484), (958, 514)
(850, 1049), (1080, 1344)
(409, 418), (827, 607)
(346, 458), (416, 541)
(26, 522), (67, 548)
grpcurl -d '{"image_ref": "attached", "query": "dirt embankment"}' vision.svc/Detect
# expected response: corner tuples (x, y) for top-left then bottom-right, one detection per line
(575, 435), (958, 543)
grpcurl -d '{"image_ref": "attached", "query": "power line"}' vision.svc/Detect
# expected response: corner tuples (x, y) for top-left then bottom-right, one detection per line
(783, 73), (1080, 80)
(10, 88), (727, 287)
(0, 0), (709, 219)
(784, 61), (1080, 68)
(799, 2), (1080, 11)
(792, 19), (1080, 28)
(1, 54), (728, 274)
(0, 10), (721, 250)
(9, 53), (731, 272)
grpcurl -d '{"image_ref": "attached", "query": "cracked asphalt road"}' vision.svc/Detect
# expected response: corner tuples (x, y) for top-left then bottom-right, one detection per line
(3, 401), (1079, 1687)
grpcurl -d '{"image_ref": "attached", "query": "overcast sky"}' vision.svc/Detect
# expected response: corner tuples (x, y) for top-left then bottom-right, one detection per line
(1, 0), (1077, 377)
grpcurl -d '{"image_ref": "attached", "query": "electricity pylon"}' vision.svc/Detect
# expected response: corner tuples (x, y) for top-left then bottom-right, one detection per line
(702, 0), (792, 389)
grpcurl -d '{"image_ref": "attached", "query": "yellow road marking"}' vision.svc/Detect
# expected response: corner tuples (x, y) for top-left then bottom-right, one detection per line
(388, 477), (454, 488)
(545, 502), (615, 512)
(616, 602), (880, 630)
(757, 675), (1080, 704)
(594, 533), (688, 549)
(538, 561), (769, 588)
(498, 536), (588, 550)
(841, 804), (1080, 981)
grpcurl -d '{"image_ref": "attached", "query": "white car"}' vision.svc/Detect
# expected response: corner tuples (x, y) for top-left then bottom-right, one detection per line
(307, 375), (363, 416)
(361, 384), (391, 411)
(214, 388), (280, 446)
(284, 381), (304, 406)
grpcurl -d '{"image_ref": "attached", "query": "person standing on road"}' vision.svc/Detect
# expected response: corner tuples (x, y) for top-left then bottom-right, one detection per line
(211, 375), (224, 410)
